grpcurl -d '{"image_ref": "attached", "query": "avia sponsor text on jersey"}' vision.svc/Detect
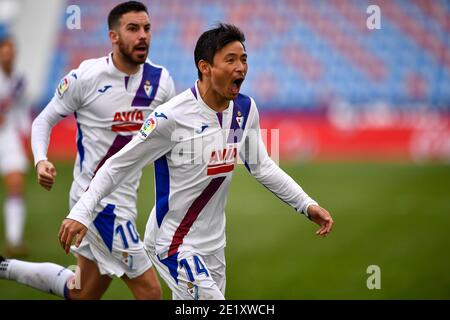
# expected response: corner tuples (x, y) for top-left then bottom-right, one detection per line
(112, 109), (145, 132)
(207, 145), (237, 176)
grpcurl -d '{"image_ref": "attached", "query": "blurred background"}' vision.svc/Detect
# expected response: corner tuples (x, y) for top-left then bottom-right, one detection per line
(0, 0), (449, 299)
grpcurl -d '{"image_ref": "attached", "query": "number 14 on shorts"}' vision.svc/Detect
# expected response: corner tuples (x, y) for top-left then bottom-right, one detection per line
(179, 256), (210, 299)
(180, 256), (209, 282)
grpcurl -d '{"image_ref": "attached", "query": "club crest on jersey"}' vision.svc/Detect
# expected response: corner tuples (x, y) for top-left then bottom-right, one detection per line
(139, 115), (157, 139)
(57, 76), (70, 98)
(236, 110), (243, 128)
(144, 80), (152, 97)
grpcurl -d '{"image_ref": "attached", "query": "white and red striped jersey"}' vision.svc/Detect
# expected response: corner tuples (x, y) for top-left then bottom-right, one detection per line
(32, 53), (175, 218)
(68, 81), (317, 258)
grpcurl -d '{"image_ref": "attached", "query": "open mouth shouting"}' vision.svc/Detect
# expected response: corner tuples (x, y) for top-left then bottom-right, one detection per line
(230, 76), (244, 96)
(134, 43), (148, 56)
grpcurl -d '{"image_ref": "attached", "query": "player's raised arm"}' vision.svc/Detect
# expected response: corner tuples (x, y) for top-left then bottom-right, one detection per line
(58, 108), (176, 252)
(239, 101), (334, 236)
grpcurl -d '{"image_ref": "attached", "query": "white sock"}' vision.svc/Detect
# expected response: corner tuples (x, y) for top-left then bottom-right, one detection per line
(0, 259), (74, 299)
(4, 196), (26, 246)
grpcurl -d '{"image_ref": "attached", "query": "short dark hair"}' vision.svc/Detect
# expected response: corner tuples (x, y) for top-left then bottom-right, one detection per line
(194, 23), (246, 80)
(108, 1), (148, 30)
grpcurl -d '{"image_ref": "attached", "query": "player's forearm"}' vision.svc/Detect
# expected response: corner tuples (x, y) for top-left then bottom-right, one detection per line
(252, 158), (318, 215)
(244, 112), (318, 215)
(66, 138), (149, 226)
(31, 117), (53, 165)
(31, 105), (64, 166)
(66, 164), (116, 227)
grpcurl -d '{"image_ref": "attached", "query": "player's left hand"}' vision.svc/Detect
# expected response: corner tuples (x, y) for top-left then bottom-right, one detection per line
(58, 218), (87, 254)
(306, 204), (334, 237)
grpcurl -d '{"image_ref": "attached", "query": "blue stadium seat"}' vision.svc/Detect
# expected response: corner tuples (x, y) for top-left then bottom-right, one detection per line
(42, 0), (450, 112)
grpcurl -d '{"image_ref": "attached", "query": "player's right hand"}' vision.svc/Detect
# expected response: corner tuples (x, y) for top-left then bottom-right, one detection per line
(58, 218), (87, 254)
(306, 204), (334, 237)
(36, 160), (57, 191)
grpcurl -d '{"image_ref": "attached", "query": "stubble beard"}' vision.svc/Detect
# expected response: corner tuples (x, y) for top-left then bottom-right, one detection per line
(118, 40), (147, 66)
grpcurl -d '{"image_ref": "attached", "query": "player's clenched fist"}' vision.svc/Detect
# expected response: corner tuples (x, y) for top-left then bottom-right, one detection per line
(58, 218), (87, 254)
(36, 160), (57, 191)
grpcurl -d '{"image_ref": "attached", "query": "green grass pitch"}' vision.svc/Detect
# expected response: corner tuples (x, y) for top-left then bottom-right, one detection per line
(1, 161), (449, 299)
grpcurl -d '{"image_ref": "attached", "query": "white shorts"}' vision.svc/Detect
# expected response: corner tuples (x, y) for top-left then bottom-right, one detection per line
(147, 248), (226, 300)
(0, 126), (27, 174)
(69, 182), (152, 279)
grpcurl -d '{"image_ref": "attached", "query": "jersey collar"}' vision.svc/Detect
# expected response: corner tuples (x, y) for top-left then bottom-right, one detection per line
(107, 52), (144, 79)
(193, 80), (233, 116)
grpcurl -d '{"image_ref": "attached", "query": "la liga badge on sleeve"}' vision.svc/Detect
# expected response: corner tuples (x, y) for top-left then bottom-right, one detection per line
(139, 115), (157, 139)
(57, 76), (70, 98)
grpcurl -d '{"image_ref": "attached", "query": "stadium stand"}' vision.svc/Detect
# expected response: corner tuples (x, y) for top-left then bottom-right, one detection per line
(43, 0), (450, 111)
(38, 0), (450, 161)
